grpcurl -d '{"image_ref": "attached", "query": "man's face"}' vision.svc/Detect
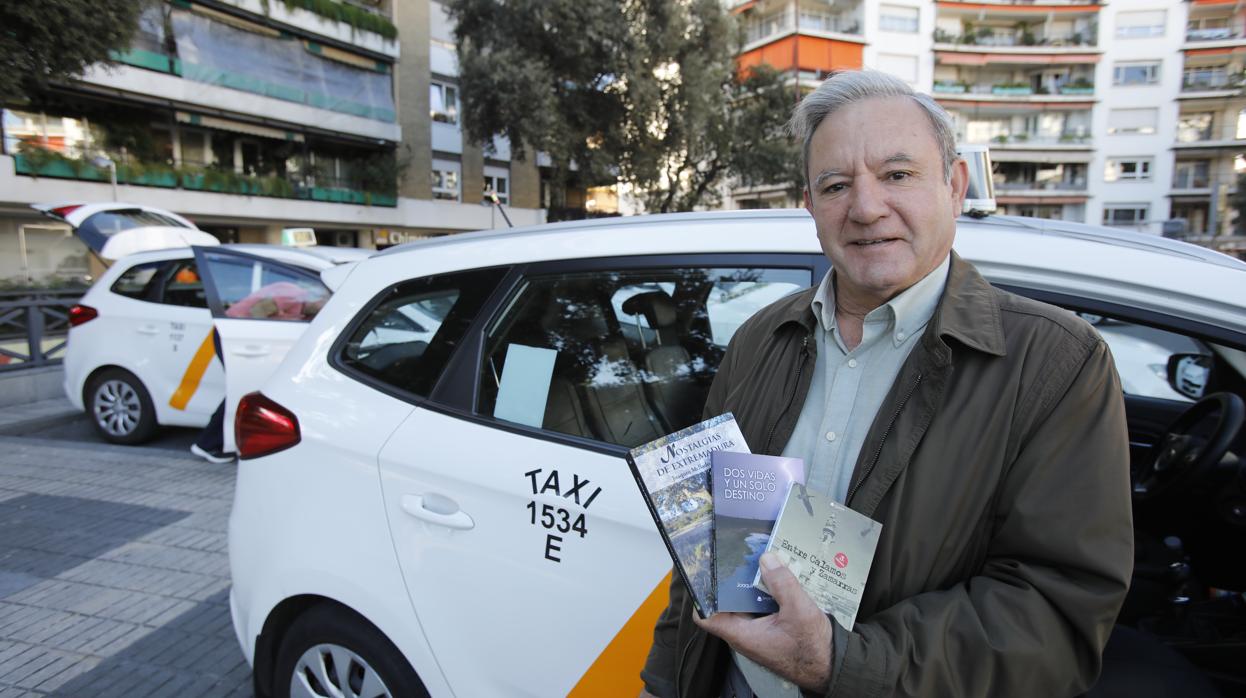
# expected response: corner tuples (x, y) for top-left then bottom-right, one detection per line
(803, 96), (968, 308)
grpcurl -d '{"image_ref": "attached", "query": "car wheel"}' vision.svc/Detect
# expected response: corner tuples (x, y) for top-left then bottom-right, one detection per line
(273, 604), (427, 698)
(86, 368), (158, 445)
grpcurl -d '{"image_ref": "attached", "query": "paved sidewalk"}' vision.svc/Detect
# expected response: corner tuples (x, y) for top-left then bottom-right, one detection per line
(0, 435), (250, 697)
(0, 400), (79, 437)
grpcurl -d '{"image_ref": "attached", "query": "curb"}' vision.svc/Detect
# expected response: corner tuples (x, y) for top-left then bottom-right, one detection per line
(0, 406), (81, 436)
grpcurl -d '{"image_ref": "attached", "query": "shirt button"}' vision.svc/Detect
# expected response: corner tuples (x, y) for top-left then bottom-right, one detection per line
(847, 359), (858, 368)
(897, 331), (907, 341)
(826, 431), (837, 442)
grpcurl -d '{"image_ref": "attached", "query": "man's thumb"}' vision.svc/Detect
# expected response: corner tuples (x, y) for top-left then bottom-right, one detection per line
(759, 552), (807, 608)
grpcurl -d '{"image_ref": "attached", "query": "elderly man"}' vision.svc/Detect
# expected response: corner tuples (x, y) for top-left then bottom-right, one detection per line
(639, 71), (1133, 697)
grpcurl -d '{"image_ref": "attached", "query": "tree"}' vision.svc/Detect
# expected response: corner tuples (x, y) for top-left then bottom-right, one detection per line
(0, 0), (149, 103)
(448, 0), (799, 213)
(447, 0), (633, 207)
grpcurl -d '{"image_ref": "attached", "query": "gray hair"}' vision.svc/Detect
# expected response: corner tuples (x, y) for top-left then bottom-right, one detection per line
(789, 70), (958, 186)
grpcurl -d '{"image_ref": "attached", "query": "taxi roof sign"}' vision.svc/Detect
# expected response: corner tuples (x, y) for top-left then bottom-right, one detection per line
(282, 228), (317, 247)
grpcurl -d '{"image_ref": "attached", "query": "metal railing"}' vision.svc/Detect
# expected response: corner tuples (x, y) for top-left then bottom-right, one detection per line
(0, 290), (82, 372)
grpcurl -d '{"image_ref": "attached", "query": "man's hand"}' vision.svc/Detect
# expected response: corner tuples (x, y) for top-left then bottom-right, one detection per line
(694, 553), (834, 692)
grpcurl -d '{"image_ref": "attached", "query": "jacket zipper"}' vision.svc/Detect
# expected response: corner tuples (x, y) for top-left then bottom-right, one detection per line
(763, 335), (810, 455)
(846, 373), (923, 505)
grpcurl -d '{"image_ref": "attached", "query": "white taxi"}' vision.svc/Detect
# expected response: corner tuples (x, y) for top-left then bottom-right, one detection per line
(48, 202), (367, 444)
(214, 209), (1246, 698)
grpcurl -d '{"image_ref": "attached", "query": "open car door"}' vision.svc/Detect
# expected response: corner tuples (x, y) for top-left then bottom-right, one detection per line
(192, 246), (331, 453)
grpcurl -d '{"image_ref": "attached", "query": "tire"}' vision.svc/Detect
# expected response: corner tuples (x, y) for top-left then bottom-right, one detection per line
(273, 604), (427, 698)
(85, 368), (158, 445)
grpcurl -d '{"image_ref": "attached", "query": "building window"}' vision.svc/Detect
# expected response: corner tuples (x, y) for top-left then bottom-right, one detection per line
(1177, 113), (1214, 143)
(1237, 108), (1246, 139)
(483, 173), (509, 204)
(879, 5), (919, 34)
(1113, 62), (1160, 86)
(877, 54), (918, 83)
(430, 82), (458, 124)
(1173, 160), (1211, 189)
(1103, 204), (1150, 226)
(431, 159), (460, 201)
(1104, 158), (1153, 182)
(1116, 10), (1166, 39)
(1107, 108), (1158, 135)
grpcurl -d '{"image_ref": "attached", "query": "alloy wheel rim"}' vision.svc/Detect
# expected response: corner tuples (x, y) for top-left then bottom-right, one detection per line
(92, 380), (141, 436)
(291, 643), (392, 698)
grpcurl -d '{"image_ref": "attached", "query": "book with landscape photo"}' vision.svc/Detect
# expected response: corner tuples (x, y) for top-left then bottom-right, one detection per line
(626, 413), (749, 617)
(754, 483), (882, 630)
(710, 451), (805, 613)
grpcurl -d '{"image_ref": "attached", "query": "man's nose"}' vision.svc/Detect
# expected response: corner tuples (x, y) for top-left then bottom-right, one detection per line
(848, 176), (889, 224)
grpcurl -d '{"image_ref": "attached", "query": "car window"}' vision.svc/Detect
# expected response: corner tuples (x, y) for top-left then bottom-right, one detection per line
(201, 251), (330, 322)
(80, 210), (188, 239)
(157, 260), (207, 308)
(1082, 313), (1212, 402)
(478, 266), (810, 448)
(338, 267), (507, 398)
(110, 261), (164, 300)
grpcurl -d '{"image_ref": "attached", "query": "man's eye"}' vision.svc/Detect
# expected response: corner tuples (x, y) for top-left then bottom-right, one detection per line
(824, 183), (846, 194)
(887, 171), (911, 181)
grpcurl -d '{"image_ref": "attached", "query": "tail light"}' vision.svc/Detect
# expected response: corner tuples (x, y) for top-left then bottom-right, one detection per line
(69, 304), (98, 327)
(235, 392), (300, 459)
(49, 204), (84, 219)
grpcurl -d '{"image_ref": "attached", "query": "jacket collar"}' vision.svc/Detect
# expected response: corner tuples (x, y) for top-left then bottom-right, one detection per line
(768, 251), (1006, 361)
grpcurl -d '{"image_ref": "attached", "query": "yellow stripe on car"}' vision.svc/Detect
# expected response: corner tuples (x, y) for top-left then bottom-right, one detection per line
(569, 572), (670, 697)
(169, 330), (216, 410)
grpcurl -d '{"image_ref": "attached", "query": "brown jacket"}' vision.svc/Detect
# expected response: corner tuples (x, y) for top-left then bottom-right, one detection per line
(641, 253), (1133, 698)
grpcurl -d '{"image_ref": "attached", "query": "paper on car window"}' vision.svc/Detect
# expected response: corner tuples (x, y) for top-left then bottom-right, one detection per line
(494, 344), (558, 428)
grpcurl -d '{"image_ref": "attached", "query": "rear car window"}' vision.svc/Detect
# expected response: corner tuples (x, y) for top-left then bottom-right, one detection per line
(80, 210), (188, 240)
(110, 261), (164, 300)
(337, 267), (507, 398)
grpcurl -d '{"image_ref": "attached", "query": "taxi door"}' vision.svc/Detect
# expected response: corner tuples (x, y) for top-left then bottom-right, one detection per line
(377, 410), (669, 697)
(192, 246), (330, 453)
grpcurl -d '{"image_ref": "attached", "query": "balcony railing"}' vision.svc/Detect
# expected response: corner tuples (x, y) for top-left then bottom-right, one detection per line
(934, 28), (1095, 47)
(1172, 173), (1211, 189)
(939, 0), (1100, 6)
(1176, 127), (1216, 143)
(994, 178), (1089, 191)
(1181, 70), (1245, 91)
(11, 153), (398, 206)
(972, 133), (1093, 146)
(934, 82), (1095, 95)
(1186, 28), (1239, 42)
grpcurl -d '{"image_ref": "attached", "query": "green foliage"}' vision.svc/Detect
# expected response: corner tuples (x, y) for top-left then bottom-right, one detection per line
(0, 0), (148, 102)
(279, 0), (397, 40)
(449, 0), (797, 213)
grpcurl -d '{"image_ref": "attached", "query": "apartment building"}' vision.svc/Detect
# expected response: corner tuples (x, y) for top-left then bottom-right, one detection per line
(728, 0), (1246, 258)
(0, 0), (543, 286)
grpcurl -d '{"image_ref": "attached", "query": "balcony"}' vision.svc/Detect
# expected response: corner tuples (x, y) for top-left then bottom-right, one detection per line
(1187, 28), (1238, 42)
(933, 27), (1095, 49)
(1179, 69), (1246, 97)
(994, 178), (1088, 192)
(932, 78), (1095, 101)
(937, 0), (1100, 6)
(742, 2), (864, 47)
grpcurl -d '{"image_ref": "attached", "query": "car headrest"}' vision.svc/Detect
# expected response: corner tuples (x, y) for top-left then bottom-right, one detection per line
(621, 291), (677, 329)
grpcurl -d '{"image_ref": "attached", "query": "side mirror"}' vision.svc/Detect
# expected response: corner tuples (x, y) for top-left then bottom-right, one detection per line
(1166, 353), (1211, 400)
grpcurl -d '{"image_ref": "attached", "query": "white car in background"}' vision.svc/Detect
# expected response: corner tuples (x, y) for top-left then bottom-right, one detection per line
(42, 202), (368, 444)
(211, 210), (1246, 698)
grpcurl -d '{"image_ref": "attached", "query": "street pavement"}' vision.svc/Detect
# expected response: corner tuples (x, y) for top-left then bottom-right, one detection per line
(0, 416), (251, 697)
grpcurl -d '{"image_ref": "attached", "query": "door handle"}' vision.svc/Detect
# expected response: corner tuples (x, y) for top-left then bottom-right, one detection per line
(231, 345), (270, 358)
(401, 493), (475, 530)
(137, 325), (160, 335)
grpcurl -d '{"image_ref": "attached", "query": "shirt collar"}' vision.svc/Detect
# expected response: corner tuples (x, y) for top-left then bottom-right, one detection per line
(810, 254), (952, 347)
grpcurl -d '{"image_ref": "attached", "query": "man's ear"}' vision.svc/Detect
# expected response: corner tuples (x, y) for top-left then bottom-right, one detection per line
(949, 158), (970, 218)
(803, 186), (812, 212)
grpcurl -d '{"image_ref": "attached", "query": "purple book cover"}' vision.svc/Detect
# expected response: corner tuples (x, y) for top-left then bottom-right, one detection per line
(711, 451), (805, 613)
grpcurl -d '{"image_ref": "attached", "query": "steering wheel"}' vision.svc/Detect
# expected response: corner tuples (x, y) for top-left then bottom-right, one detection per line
(1133, 392), (1245, 502)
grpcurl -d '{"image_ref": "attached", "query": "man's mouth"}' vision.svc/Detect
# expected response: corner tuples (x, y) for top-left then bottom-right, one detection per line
(852, 238), (898, 247)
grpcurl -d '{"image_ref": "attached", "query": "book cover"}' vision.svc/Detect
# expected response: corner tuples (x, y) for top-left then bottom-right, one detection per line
(711, 452), (805, 613)
(754, 483), (882, 630)
(626, 413), (749, 617)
